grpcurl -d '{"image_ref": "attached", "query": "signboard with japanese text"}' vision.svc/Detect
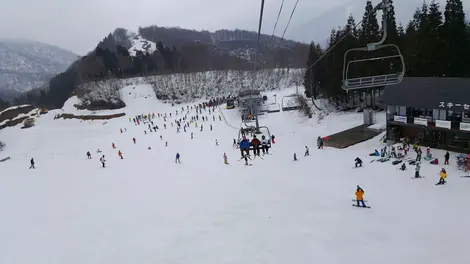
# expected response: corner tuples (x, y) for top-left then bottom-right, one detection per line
(414, 117), (428, 126)
(393, 116), (407, 123)
(439, 101), (470, 111)
(460, 122), (470, 131)
(435, 120), (451, 129)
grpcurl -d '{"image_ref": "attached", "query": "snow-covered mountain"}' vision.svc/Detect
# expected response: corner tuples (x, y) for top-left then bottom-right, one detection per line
(0, 39), (78, 100)
(107, 27), (308, 67)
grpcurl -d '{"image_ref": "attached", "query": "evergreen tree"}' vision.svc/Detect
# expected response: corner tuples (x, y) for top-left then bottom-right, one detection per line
(443, 0), (468, 76)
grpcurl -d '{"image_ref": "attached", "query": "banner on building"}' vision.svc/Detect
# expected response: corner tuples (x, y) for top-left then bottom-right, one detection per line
(436, 120), (451, 129)
(414, 117), (428, 126)
(460, 122), (470, 131)
(394, 116), (407, 123)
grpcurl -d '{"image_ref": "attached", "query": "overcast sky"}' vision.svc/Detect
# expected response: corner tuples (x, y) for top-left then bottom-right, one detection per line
(0, 0), (468, 55)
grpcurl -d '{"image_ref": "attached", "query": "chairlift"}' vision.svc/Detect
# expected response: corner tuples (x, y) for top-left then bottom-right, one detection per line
(342, 0), (405, 91)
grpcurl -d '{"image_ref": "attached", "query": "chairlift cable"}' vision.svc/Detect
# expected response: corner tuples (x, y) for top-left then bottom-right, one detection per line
(279, 0), (300, 44)
(271, 0), (285, 40)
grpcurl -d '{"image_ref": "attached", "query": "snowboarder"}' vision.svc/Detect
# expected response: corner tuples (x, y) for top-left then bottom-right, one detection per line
(436, 168), (447, 185)
(355, 186), (367, 207)
(444, 151), (450, 165)
(293, 153), (297, 161)
(355, 157), (363, 167)
(415, 162), (421, 178)
(100, 155), (106, 168)
(133, 137), (136, 144)
(400, 162), (406, 171)
(304, 146), (309, 156)
(87, 151), (92, 159)
(175, 153), (181, 163)
(223, 153), (228, 164)
(118, 150), (123, 159)
(29, 158), (35, 169)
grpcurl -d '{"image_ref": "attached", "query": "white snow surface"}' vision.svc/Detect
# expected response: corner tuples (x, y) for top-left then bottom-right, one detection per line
(128, 36), (157, 56)
(1, 86), (469, 264)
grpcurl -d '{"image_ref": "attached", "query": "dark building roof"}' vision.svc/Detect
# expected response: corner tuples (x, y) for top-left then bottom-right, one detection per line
(383, 77), (470, 111)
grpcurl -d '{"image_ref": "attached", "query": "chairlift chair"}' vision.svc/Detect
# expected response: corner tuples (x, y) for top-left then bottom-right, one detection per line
(342, 0), (405, 91)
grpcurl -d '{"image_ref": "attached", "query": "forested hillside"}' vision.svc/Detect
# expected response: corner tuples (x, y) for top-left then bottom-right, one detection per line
(13, 27), (308, 110)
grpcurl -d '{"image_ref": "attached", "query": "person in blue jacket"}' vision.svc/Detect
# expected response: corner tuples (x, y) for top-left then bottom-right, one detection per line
(175, 153), (181, 163)
(239, 137), (250, 158)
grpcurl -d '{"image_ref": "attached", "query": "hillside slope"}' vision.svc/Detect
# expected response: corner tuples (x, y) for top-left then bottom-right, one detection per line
(0, 39), (77, 100)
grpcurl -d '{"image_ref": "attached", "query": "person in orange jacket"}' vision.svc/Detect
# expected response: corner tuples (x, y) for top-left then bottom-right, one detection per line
(118, 150), (123, 159)
(355, 185), (366, 207)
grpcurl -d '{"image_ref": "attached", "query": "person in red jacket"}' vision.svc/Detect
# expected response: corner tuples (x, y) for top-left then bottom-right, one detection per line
(251, 136), (261, 156)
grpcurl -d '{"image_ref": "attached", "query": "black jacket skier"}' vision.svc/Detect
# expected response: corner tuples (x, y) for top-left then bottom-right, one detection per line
(29, 158), (35, 169)
(355, 157), (363, 167)
(87, 151), (91, 159)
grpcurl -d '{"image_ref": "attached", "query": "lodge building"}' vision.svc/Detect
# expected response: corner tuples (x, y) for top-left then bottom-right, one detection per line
(383, 77), (470, 153)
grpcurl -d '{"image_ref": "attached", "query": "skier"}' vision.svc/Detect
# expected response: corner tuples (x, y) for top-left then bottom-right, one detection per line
(354, 157), (363, 167)
(304, 146), (309, 156)
(223, 153), (228, 164)
(118, 150), (123, 159)
(233, 138), (238, 148)
(416, 148), (422, 161)
(175, 153), (181, 163)
(133, 137), (136, 144)
(29, 158), (35, 169)
(165, 141), (168, 147)
(261, 135), (268, 154)
(242, 153), (251, 165)
(100, 155), (106, 168)
(436, 168), (447, 185)
(293, 153), (297, 161)
(215, 139), (219, 146)
(87, 151), (92, 159)
(355, 186), (367, 207)
(415, 162), (421, 178)
(112, 143), (116, 149)
(191, 132), (194, 139)
(444, 151), (450, 165)
(160, 135), (163, 140)
(210, 124), (212, 131)
(251, 136), (261, 156)
(271, 135), (276, 144)
(317, 136), (323, 149)
(120, 128), (123, 133)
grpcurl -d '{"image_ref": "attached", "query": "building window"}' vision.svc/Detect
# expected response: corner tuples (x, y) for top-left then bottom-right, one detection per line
(439, 109), (446, 120)
(399, 106), (406, 116)
(433, 109), (439, 121)
(387, 105), (398, 115)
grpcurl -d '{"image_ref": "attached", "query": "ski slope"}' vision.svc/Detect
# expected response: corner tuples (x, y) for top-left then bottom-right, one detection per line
(0, 85), (469, 264)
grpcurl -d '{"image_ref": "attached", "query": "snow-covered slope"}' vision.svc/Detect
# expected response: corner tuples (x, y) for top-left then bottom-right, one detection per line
(128, 35), (157, 56)
(0, 39), (77, 99)
(0, 85), (469, 264)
